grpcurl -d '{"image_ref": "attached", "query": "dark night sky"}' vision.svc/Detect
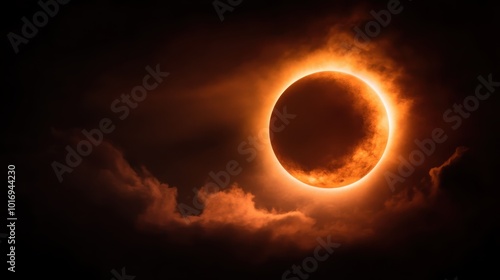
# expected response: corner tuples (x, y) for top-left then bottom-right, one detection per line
(3, 0), (500, 279)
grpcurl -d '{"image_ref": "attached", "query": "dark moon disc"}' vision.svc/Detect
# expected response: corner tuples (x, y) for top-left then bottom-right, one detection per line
(269, 71), (389, 188)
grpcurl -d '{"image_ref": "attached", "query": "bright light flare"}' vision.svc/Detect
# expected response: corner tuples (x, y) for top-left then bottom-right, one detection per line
(257, 49), (408, 193)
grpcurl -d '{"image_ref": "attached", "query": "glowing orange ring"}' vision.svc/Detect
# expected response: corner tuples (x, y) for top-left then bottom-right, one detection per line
(266, 68), (394, 191)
